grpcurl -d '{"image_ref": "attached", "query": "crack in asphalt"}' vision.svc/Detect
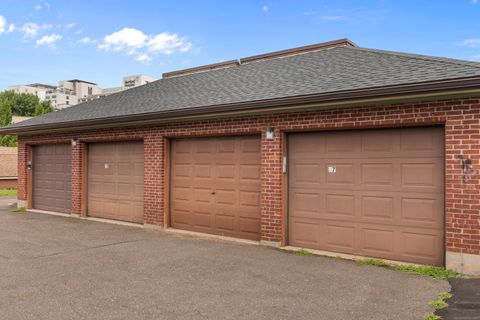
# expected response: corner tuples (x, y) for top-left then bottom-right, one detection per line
(22, 239), (150, 260)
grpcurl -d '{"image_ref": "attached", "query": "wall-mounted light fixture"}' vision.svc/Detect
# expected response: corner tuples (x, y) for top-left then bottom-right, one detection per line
(71, 138), (78, 147)
(266, 127), (275, 141)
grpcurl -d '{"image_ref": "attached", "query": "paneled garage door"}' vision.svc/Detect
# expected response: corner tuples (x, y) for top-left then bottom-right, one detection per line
(170, 136), (261, 240)
(288, 127), (444, 265)
(32, 144), (71, 213)
(87, 141), (144, 223)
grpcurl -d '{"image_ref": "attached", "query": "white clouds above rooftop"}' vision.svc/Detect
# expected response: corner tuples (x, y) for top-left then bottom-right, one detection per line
(98, 27), (192, 64)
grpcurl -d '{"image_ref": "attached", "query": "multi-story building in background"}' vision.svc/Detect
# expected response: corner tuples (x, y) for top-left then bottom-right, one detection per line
(9, 75), (157, 110)
(122, 75), (157, 89)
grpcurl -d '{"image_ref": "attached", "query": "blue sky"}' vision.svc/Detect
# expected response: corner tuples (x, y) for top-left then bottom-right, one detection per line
(0, 0), (479, 90)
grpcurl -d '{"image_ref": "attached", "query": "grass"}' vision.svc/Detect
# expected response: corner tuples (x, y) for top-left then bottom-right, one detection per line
(423, 291), (453, 320)
(295, 249), (314, 256)
(9, 207), (26, 213)
(424, 313), (441, 320)
(0, 188), (17, 197)
(356, 258), (463, 279)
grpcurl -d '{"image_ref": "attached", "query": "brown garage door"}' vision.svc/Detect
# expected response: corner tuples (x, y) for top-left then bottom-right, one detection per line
(171, 136), (261, 240)
(288, 127), (444, 265)
(87, 141), (144, 223)
(33, 144), (71, 213)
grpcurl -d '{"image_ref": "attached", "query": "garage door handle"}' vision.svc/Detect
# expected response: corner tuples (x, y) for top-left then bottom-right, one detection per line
(211, 192), (216, 195)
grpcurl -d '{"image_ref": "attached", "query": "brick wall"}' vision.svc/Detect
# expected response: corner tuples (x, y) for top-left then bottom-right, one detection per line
(0, 179), (17, 189)
(17, 98), (480, 256)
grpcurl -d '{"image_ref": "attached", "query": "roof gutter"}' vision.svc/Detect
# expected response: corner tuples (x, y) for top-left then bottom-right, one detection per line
(3, 76), (480, 136)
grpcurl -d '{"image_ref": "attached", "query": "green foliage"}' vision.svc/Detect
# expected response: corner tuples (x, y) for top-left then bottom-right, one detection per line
(423, 313), (441, 320)
(356, 259), (390, 267)
(296, 249), (313, 256)
(0, 189), (17, 197)
(392, 264), (462, 279)
(424, 291), (453, 320)
(9, 207), (26, 213)
(0, 90), (54, 147)
(356, 258), (463, 279)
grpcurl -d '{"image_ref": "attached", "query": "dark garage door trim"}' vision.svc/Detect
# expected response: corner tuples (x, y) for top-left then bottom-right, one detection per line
(286, 126), (445, 266)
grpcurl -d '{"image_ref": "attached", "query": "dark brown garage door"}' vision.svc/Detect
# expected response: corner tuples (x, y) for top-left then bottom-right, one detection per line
(87, 141), (144, 223)
(171, 136), (261, 240)
(288, 127), (444, 265)
(33, 144), (71, 213)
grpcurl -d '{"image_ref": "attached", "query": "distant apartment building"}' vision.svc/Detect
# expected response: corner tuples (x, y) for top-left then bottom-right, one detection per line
(46, 80), (101, 109)
(9, 75), (157, 109)
(123, 75), (157, 89)
(79, 75), (157, 103)
(8, 83), (56, 102)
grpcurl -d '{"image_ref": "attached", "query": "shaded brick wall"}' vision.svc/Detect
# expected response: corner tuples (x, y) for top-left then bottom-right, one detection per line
(17, 98), (480, 255)
(0, 179), (17, 189)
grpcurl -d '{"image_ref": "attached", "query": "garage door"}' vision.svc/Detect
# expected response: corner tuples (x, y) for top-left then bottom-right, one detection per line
(288, 127), (444, 265)
(32, 144), (71, 213)
(171, 136), (261, 240)
(87, 141), (144, 223)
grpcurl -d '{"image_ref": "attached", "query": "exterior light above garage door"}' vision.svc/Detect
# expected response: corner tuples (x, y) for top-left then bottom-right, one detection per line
(71, 138), (78, 147)
(266, 127), (275, 141)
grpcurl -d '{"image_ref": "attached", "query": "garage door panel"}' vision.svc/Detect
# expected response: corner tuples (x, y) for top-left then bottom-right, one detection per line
(171, 136), (261, 241)
(361, 228), (395, 254)
(87, 141), (144, 224)
(33, 144), (71, 213)
(289, 127), (444, 266)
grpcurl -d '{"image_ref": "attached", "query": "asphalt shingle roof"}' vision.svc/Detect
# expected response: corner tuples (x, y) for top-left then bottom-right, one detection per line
(6, 43), (480, 131)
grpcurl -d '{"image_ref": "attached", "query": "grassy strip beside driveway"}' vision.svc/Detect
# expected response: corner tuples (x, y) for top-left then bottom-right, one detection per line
(356, 258), (462, 279)
(0, 189), (16, 197)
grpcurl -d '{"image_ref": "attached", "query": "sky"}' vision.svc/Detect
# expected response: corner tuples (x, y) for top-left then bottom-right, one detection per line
(0, 0), (480, 90)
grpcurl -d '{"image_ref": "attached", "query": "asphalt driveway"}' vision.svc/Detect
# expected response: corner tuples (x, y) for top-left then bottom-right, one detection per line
(0, 198), (449, 320)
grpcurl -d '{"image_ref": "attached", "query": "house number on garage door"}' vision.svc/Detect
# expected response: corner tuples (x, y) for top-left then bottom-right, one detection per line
(328, 166), (336, 173)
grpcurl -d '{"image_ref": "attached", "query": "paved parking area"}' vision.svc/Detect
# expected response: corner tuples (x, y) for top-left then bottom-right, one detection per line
(0, 198), (449, 320)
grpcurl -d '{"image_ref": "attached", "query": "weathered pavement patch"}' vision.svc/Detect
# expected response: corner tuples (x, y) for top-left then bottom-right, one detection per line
(437, 278), (480, 319)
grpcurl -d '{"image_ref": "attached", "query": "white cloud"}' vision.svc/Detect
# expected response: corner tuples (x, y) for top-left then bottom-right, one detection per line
(35, 1), (50, 10)
(20, 22), (52, 38)
(0, 16), (16, 34)
(0, 15), (5, 33)
(36, 33), (62, 47)
(262, 5), (269, 12)
(136, 54), (152, 64)
(99, 27), (192, 63)
(461, 39), (480, 48)
(77, 37), (95, 44)
(99, 27), (148, 51)
(147, 32), (191, 54)
(65, 23), (75, 29)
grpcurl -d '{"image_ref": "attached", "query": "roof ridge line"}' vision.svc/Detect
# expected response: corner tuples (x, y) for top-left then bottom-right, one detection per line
(349, 46), (480, 69)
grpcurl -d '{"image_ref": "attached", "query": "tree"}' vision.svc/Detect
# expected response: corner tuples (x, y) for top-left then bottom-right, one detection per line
(0, 90), (54, 147)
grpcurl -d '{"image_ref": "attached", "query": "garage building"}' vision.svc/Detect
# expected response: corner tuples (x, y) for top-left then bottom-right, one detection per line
(2, 39), (480, 274)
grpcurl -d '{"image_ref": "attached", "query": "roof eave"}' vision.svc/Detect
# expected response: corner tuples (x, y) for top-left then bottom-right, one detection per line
(3, 76), (480, 136)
